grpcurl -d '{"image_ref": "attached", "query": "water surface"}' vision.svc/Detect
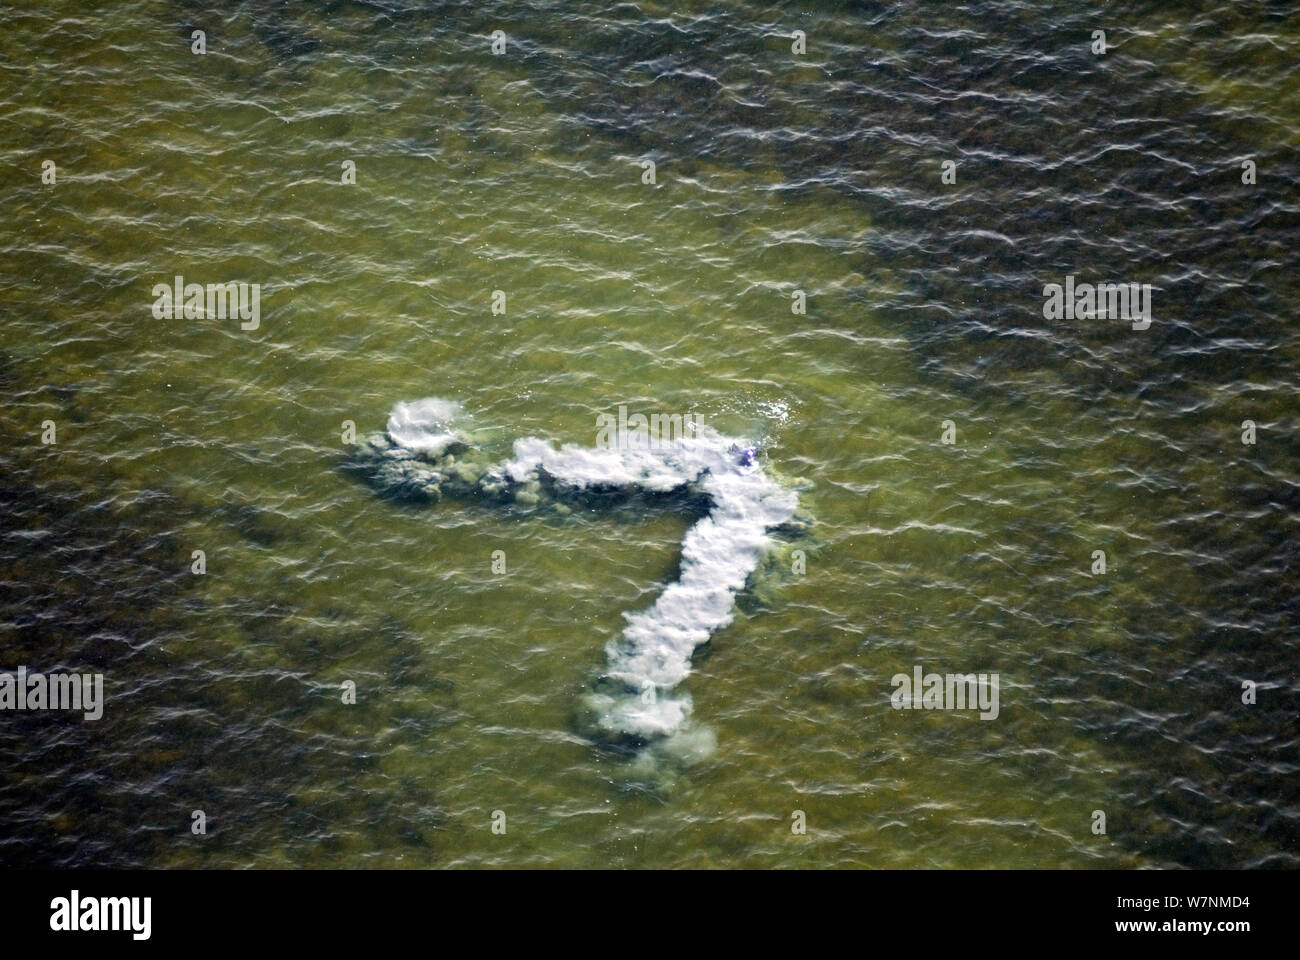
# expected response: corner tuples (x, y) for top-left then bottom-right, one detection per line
(0, 0), (1297, 868)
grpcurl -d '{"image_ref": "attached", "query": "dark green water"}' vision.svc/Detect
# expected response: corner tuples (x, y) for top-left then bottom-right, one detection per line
(0, 0), (1296, 868)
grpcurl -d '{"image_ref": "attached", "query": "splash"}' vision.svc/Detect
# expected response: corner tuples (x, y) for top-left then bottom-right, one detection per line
(359, 399), (799, 741)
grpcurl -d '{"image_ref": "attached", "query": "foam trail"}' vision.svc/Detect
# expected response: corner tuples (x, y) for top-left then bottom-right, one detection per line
(362, 399), (798, 740)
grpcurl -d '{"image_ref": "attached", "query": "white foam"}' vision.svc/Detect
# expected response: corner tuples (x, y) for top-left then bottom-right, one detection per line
(384, 401), (797, 739)
(386, 398), (465, 457)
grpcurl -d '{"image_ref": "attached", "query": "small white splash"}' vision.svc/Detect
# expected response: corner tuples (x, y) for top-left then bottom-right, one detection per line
(758, 399), (791, 424)
(386, 398), (465, 457)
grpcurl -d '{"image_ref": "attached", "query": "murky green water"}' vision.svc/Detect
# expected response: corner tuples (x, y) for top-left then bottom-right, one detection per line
(1, 0), (1297, 868)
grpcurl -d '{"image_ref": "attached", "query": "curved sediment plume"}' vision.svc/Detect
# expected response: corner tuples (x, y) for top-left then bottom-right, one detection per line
(358, 398), (799, 741)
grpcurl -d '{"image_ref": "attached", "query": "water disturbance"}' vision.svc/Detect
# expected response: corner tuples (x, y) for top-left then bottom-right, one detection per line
(365, 396), (801, 741)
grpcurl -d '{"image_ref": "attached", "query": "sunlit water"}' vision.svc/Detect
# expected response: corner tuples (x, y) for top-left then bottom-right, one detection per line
(1, 0), (1297, 869)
